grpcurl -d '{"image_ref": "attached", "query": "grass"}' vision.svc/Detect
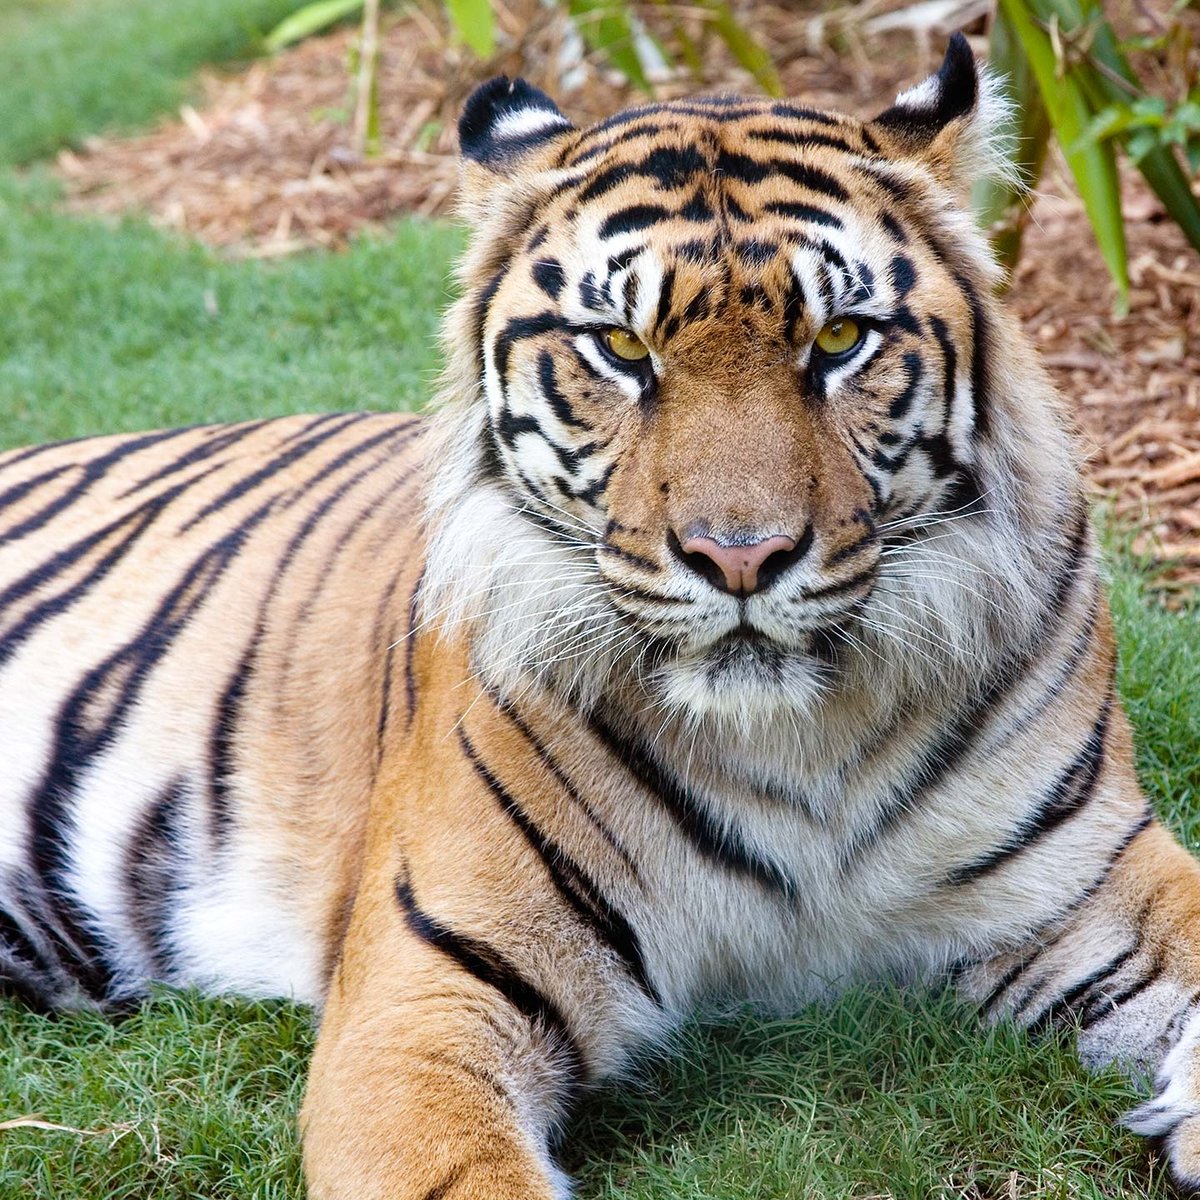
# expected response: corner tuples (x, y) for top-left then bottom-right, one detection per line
(0, 174), (459, 447)
(0, 2), (1198, 1196)
(0, 0), (307, 166)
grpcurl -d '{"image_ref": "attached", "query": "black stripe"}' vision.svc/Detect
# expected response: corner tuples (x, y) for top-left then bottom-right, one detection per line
(404, 566), (424, 730)
(209, 651), (251, 842)
(124, 779), (188, 978)
(764, 201), (842, 230)
(567, 122), (665, 166)
(745, 130), (857, 154)
(180, 412), (374, 531)
(0, 477), (209, 672)
(459, 730), (659, 1004)
(844, 500), (1091, 869)
(492, 692), (642, 880)
(1025, 941), (1140, 1032)
(0, 463), (76, 519)
(652, 266), (677, 338)
(473, 267), (507, 372)
(854, 164), (916, 205)
(600, 541), (660, 574)
(945, 695), (1112, 887)
(590, 711), (796, 897)
(531, 258), (565, 300)
(887, 352), (923, 420)
(576, 145), (708, 204)
(0, 899), (56, 987)
(801, 566), (875, 601)
(953, 270), (992, 439)
(537, 351), (590, 431)
(119, 419), (273, 498)
(493, 313), (560, 380)
(1080, 957), (1165, 1029)
(0, 427), (193, 548)
(716, 151), (848, 201)
(394, 875), (582, 1079)
(769, 102), (840, 127)
(598, 204), (672, 240)
(978, 953), (1037, 1015)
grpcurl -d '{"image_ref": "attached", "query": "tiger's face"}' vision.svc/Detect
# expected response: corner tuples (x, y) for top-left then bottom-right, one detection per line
(429, 40), (1051, 727)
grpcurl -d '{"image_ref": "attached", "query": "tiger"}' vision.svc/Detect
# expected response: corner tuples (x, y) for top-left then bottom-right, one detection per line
(2, 32), (1199, 1199)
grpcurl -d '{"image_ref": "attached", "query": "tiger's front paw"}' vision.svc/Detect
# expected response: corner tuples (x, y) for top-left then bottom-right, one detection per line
(1125, 1008), (1200, 1195)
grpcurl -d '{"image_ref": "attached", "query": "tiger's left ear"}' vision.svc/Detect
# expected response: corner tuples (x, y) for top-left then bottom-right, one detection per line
(457, 77), (576, 218)
(865, 33), (1011, 188)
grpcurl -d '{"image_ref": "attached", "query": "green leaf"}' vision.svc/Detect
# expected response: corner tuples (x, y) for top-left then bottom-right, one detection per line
(445, 0), (495, 58)
(568, 0), (652, 93)
(1025, 1), (1200, 256)
(1074, 105), (1140, 149)
(1134, 144), (1200, 255)
(998, 0), (1129, 310)
(973, 0), (1051, 275)
(701, 1), (781, 97)
(264, 0), (364, 53)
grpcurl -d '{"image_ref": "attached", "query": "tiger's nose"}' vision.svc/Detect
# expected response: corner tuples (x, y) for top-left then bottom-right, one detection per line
(675, 532), (804, 596)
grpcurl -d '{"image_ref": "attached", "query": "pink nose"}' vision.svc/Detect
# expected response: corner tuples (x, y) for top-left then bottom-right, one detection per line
(679, 534), (799, 596)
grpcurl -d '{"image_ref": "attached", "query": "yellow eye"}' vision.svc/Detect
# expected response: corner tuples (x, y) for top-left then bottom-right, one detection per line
(604, 328), (650, 362)
(814, 317), (863, 357)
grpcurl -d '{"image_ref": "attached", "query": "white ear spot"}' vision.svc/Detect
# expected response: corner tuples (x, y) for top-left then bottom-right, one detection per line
(491, 107), (573, 142)
(893, 76), (942, 111)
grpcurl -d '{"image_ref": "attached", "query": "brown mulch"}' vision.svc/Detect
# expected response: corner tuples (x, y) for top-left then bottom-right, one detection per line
(55, 0), (1200, 596)
(1012, 167), (1200, 601)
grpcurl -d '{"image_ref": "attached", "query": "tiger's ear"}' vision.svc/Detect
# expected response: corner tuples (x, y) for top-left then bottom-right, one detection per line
(865, 33), (1011, 188)
(457, 77), (576, 216)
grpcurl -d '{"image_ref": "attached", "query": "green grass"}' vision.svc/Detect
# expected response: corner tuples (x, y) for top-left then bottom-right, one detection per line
(0, 0), (307, 166)
(0, 2), (1198, 1193)
(0, 174), (460, 446)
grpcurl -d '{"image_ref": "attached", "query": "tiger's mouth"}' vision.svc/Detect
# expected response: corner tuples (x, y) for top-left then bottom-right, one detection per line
(645, 619), (846, 722)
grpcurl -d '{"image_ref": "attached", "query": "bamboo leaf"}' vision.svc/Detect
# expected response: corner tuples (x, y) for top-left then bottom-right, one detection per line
(445, 0), (495, 58)
(701, 1), (781, 97)
(973, 1), (1051, 275)
(264, 0), (364, 53)
(568, 0), (652, 93)
(1028, 0), (1200, 257)
(1136, 145), (1200, 253)
(998, 0), (1129, 310)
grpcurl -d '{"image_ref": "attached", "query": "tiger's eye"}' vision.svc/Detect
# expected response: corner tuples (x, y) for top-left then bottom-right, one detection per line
(604, 328), (650, 362)
(814, 318), (863, 357)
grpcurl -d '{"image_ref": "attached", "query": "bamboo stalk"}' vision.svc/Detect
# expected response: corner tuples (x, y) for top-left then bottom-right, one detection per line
(352, 0), (381, 158)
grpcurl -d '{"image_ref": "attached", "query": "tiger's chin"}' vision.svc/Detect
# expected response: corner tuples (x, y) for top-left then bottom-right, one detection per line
(653, 629), (832, 728)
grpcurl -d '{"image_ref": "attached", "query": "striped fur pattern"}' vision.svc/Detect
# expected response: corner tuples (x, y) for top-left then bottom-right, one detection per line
(3, 36), (1200, 1198)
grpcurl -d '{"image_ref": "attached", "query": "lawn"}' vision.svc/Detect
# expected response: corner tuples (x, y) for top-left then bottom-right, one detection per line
(1, 3), (1199, 1198)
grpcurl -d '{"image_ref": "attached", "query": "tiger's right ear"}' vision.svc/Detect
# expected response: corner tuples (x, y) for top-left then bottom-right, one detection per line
(457, 78), (576, 216)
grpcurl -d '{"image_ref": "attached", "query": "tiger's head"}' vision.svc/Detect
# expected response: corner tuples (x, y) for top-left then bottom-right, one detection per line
(425, 36), (1079, 733)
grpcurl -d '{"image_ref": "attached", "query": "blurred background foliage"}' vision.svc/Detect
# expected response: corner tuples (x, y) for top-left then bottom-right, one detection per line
(266, 0), (1199, 306)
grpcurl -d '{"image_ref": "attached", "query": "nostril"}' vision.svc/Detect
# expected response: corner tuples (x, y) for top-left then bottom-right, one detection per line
(756, 524), (813, 592)
(670, 526), (812, 596)
(668, 530), (731, 592)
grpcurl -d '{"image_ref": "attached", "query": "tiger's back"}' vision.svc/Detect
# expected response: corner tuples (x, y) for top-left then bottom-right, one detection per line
(0, 412), (427, 1007)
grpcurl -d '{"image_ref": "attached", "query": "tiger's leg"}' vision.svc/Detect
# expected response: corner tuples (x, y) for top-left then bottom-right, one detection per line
(961, 817), (1200, 1190)
(301, 870), (583, 1200)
